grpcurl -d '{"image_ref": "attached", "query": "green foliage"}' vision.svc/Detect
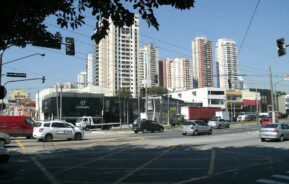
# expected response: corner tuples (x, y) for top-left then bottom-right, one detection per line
(147, 86), (168, 96)
(116, 88), (132, 98)
(0, 0), (196, 51)
(276, 91), (286, 96)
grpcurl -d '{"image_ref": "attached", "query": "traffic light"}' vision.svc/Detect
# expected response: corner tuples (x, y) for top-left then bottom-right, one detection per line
(153, 75), (158, 84)
(65, 37), (75, 56)
(277, 38), (286, 57)
(0, 85), (7, 99)
(141, 87), (146, 97)
(42, 76), (46, 83)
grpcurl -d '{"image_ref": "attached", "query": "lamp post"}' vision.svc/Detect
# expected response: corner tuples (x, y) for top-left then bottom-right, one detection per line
(0, 52), (45, 84)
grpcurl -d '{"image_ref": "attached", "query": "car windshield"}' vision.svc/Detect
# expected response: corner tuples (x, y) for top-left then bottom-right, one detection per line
(34, 121), (42, 127)
(263, 124), (278, 128)
(183, 121), (195, 125)
(76, 118), (82, 123)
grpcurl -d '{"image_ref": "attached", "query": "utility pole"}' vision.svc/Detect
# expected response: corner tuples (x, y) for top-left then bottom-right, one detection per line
(37, 90), (40, 121)
(255, 87), (259, 125)
(145, 82), (148, 117)
(59, 84), (63, 121)
(0, 52), (3, 85)
(167, 92), (170, 126)
(269, 67), (276, 123)
(56, 84), (59, 120)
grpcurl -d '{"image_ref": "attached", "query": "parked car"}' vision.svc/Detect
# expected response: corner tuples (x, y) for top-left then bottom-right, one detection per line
(259, 123), (289, 142)
(33, 121), (84, 142)
(245, 114), (256, 121)
(182, 120), (212, 136)
(132, 119), (164, 133)
(208, 118), (230, 129)
(0, 116), (35, 138)
(260, 116), (278, 125)
(0, 146), (9, 164)
(0, 132), (11, 147)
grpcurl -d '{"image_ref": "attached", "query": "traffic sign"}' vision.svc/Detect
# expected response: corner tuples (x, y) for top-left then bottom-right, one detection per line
(6, 72), (27, 78)
(0, 85), (7, 99)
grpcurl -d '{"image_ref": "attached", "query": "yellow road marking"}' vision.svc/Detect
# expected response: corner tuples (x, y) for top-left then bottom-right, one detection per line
(16, 140), (25, 149)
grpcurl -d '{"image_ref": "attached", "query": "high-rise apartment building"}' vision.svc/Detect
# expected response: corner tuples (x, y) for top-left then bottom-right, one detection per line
(192, 37), (213, 88)
(77, 71), (87, 89)
(170, 58), (192, 91)
(139, 44), (159, 87)
(158, 60), (163, 87)
(95, 15), (140, 97)
(87, 53), (97, 87)
(216, 39), (239, 90)
(162, 58), (172, 89)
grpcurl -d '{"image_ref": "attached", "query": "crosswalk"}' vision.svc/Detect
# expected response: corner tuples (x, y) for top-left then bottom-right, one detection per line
(257, 171), (289, 184)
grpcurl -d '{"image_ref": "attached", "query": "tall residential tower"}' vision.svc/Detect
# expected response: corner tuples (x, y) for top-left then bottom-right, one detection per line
(192, 37), (213, 88)
(139, 44), (159, 87)
(216, 39), (239, 90)
(94, 15), (140, 97)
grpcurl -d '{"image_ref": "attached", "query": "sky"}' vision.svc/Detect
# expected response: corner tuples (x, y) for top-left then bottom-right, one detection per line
(2, 0), (289, 98)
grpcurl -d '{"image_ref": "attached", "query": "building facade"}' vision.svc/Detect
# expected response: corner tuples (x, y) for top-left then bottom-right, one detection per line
(170, 87), (226, 109)
(77, 71), (87, 89)
(139, 43), (159, 87)
(162, 58), (172, 89)
(216, 39), (239, 90)
(87, 53), (97, 87)
(192, 37), (213, 88)
(170, 58), (192, 91)
(95, 15), (140, 97)
(158, 60), (164, 86)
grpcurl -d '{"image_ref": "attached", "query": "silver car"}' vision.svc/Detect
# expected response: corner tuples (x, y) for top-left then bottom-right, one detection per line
(0, 132), (11, 147)
(182, 120), (212, 136)
(208, 118), (230, 129)
(259, 123), (289, 142)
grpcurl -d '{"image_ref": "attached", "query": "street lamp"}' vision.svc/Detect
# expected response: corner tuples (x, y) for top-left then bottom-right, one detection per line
(0, 52), (45, 84)
(2, 52), (45, 65)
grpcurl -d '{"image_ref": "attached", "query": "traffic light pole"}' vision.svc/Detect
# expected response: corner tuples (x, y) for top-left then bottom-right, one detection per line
(269, 67), (276, 123)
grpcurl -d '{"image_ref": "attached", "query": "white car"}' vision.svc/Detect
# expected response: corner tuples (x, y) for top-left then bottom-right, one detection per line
(33, 121), (84, 142)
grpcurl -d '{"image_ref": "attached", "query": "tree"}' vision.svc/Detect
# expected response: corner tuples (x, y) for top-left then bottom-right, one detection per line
(0, 0), (195, 52)
(147, 86), (168, 96)
(116, 88), (132, 98)
(276, 91), (286, 96)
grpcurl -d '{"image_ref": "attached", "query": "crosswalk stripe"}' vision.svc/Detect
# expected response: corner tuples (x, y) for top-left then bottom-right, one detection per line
(256, 179), (287, 184)
(273, 175), (289, 180)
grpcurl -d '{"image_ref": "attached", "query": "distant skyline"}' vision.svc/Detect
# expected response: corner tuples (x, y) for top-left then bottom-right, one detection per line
(2, 0), (289, 97)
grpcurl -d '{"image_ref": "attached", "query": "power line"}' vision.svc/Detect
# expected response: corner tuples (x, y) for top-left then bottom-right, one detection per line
(237, 0), (261, 57)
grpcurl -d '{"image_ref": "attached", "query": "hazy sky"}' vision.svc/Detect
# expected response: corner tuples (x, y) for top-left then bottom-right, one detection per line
(2, 0), (289, 98)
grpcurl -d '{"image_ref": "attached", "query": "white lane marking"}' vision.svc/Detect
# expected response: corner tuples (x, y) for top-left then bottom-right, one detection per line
(256, 179), (287, 184)
(208, 149), (215, 176)
(113, 147), (173, 184)
(31, 156), (60, 184)
(273, 175), (289, 180)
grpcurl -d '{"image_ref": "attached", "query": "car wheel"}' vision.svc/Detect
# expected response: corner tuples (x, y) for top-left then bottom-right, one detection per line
(74, 133), (82, 140)
(0, 139), (5, 147)
(134, 130), (138, 134)
(218, 124), (221, 129)
(193, 130), (198, 136)
(226, 124), (230, 128)
(279, 135), (284, 142)
(182, 132), (187, 136)
(151, 130), (154, 133)
(261, 138), (266, 142)
(44, 134), (53, 142)
(208, 129), (212, 135)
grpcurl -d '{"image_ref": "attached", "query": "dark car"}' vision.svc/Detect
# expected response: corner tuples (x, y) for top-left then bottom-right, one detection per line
(132, 120), (164, 133)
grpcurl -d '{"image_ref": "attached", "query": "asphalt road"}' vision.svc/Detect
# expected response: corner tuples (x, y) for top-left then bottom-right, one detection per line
(1, 123), (289, 184)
